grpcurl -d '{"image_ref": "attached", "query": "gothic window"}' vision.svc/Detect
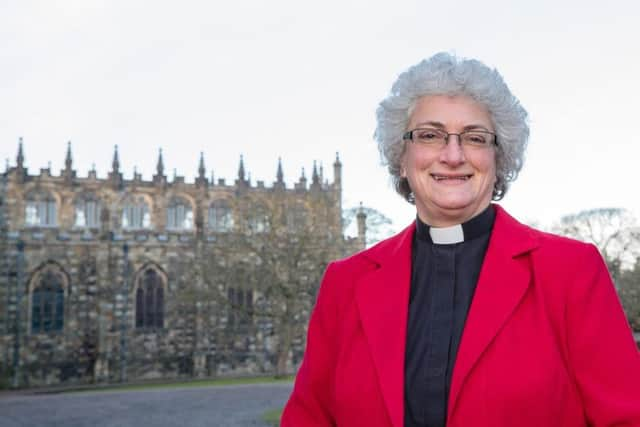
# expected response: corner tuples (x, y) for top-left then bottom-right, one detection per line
(166, 197), (193, 230)
(25, 192), (57, 227)
(208, 200), (234, 232)
(31, 268), (65, 333)
(74, 195), (101, 228)
(248, 203), (270, 233)
(227, 287), (253, 327)
(122, 196), (151, 229)
(135, 268), (165, 329)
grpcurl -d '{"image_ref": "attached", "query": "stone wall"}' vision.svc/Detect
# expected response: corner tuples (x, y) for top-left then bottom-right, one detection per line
(0, 148), (364, 388)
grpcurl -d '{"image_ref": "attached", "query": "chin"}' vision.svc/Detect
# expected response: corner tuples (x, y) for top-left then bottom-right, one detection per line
(434, 197), (475, 211)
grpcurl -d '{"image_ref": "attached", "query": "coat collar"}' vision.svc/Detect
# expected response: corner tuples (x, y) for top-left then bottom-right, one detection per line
(355, 204), (539, 427)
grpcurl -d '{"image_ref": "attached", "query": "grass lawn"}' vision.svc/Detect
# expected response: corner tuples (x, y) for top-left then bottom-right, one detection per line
(61, 375), (294, 394)
(262, 408), (282, 426)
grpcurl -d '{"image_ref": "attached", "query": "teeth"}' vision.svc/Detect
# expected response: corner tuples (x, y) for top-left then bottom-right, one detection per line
(433, 175), (470, 181)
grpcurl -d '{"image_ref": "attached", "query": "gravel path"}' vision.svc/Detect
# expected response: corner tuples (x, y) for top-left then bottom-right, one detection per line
(0, 382), (293, 427)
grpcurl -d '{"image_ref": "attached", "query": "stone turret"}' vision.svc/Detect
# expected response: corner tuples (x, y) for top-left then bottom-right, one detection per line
(236, 155), (249, 189)
(196, 152), (207, 188)
(112, 145), (120, 173)
(16, 138), (24, 170)
(64, 141), (73, 170)
(156, 148), (164, 176)
(333, 152), (342, 189)
(274, 157), (285, 190)
(14, 138), (26, 183)
(313, 161), (319, 182)
(153, 149), (166, 186)
(296, 167), (307, 190)
(63, 141), (75, 183)
(238, 155), (246, 182)
(108, 145), (123, 189)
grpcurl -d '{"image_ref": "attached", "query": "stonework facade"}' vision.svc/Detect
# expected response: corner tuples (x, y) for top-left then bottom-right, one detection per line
(0, 140), (365, 388)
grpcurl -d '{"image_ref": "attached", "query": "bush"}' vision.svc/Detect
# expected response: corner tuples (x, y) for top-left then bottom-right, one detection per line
(0, 361), (13, 389)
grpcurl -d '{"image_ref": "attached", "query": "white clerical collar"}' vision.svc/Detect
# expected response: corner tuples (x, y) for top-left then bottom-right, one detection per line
(429, 224), (464, 244)
(415, 205), (496, 244)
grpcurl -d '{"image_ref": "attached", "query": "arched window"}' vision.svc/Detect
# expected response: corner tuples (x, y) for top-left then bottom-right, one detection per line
(122, 196), (151, 229)
(208, 200), (234, 232)
(74, 195), (101, 228)
(248, 203), (270, 233)
(135, 268), (165, 329)
(31, 268), (65, 333)
(166, 197), (193, 230)
(25, 192), (57, 227)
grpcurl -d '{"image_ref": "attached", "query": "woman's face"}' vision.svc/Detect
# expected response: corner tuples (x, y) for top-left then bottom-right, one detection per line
(401, 94), (497, 227)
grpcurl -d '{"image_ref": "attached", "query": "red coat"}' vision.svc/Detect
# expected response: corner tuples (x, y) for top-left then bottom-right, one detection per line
(282, 205), (640, 427)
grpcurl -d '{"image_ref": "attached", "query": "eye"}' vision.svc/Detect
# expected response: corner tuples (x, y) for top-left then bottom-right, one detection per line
(463, 132), (488, 145)
(415, 128), (443, 141)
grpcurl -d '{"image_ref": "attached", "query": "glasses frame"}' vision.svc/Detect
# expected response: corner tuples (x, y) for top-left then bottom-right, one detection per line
(402, 127), (498, 148)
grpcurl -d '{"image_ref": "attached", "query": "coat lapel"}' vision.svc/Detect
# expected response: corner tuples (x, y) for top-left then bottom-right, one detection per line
(355, 223), (414, 427)
(447, 206), (539, 419)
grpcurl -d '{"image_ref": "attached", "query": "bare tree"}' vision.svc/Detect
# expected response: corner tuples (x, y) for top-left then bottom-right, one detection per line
(618, 258), (640, 331)
(251, 232), (333, 376)
(343, 205), (394, 246)
(249, 199), (341, 377)
(195, 198), (342, 377)
(553, 208), (640, 283)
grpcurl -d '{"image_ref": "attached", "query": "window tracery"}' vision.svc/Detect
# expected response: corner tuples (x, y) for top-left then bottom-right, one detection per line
(122, 196), (151, 229)
(166, 197), (193, 230)
(208, 200), (234, 232)
(31, 265), (66, 333)
(74, 195), (101, 228)
(25, 192), (57, 227)
(135, 267), (165, 329)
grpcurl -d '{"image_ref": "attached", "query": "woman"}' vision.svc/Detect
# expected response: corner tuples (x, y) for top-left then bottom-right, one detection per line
(281, 53), (640, 426)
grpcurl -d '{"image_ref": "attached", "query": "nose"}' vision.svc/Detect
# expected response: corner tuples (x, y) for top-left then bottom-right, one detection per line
(439, 135), (466, 165)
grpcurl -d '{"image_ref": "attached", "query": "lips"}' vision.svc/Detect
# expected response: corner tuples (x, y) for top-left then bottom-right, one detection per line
(431, 174), (472, 181)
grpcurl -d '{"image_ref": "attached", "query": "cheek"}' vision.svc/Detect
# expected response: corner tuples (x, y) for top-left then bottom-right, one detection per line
(403, 150), (433, 176)
(476, 154), (497, 178)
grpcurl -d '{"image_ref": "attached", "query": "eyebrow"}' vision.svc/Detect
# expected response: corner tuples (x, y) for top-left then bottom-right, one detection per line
(412, 121), (493, 132)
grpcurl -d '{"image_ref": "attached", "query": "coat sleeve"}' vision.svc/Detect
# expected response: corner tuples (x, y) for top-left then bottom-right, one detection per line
(567, 244), (640, 426)
(281, 262), (339, 426)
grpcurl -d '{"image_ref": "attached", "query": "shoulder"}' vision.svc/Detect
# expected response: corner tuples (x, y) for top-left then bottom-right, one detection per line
(318, 223), (414, 301)
(533, 227), (598, 257)
(496, 211), (607, 285)
(328, 223), (414, 275)
(533, 229), (607, 290)
(494, 204), (600, 262)
(527, 225), (602, 266)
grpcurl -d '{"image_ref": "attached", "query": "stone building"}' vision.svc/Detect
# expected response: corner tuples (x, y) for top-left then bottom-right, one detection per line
(0, 139), (365, 388)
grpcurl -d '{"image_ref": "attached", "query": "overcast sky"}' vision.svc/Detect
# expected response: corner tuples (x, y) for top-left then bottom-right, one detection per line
(2, 0), (639, 234)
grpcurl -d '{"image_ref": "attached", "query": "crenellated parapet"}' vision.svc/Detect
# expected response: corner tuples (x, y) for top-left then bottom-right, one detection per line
(2, 139), (345, 240)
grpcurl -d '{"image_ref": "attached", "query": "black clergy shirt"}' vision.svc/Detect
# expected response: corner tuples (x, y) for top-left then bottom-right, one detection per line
(404, 205), (495, 427)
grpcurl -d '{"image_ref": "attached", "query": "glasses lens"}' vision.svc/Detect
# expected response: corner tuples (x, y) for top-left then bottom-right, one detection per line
(413, 128), (446, 145)
(461, 131), (493, 146)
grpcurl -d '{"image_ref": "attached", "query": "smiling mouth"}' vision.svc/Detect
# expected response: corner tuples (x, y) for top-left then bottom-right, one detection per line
(431, 174), (472, 181)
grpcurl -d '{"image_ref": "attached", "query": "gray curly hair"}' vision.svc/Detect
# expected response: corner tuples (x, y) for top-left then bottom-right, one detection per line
(375, 52), (529, 202)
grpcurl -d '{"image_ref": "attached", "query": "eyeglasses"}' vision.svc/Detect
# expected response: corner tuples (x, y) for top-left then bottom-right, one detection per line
(402, 127), (498, 149)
